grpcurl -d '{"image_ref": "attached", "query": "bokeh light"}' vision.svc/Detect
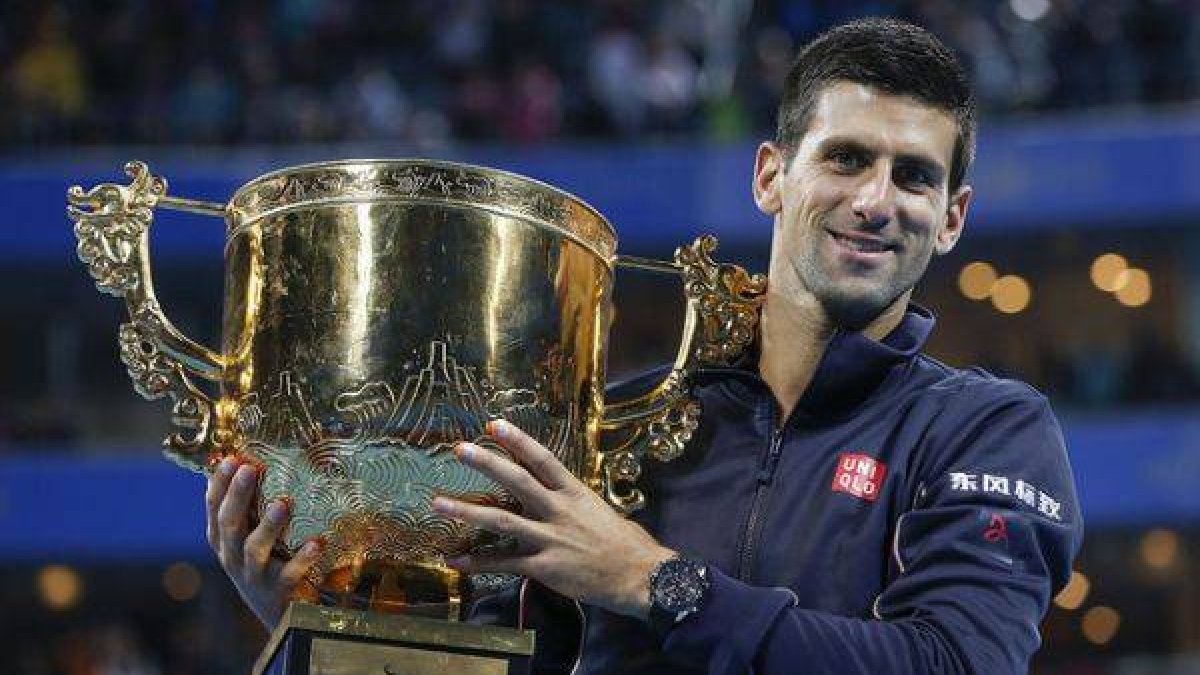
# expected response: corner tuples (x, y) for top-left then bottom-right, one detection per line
(1082, 606), (1121, 645)
(37, 565), (83, 611)
(990, 275), (1031, 314)
(162, 562), (203, 602)
(1139, 529), (1180, 572)
(1090, 254), (1128, 292)
(1113, 268), (1152, 307)
(1054, 570), (1091, 611)
(958, 261), (997, 301)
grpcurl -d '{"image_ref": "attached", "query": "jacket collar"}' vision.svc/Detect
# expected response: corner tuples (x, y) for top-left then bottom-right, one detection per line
(700, 303), (936, 420)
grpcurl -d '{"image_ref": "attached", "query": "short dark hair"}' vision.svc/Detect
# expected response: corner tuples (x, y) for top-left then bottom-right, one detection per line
(776, 17), (976, 192)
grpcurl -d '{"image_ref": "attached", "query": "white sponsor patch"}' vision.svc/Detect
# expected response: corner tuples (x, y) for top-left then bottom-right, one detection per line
(947, 471), (1063, 521)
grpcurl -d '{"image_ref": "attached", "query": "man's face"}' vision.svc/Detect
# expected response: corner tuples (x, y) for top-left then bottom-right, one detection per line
(753, 82), (971, 329)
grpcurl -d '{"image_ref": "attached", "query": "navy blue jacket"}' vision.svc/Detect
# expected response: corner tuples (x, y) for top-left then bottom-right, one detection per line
(474, 304), (1084, 674)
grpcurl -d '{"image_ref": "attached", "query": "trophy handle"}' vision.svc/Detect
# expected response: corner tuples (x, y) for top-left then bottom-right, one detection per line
(68, 160), (232, 470)
(598, 236), (767, 514)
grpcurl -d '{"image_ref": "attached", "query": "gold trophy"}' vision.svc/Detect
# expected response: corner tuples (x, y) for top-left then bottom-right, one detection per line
(68, 160), (765, 674)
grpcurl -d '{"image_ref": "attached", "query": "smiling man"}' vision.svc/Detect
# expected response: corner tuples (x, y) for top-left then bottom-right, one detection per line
(207, 17), (1082, 675)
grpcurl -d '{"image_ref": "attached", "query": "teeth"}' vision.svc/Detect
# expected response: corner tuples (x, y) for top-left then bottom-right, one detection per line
(834, 233), (888, 253)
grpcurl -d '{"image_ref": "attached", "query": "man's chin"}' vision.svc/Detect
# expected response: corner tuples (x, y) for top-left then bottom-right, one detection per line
(818, 288), (895, 331)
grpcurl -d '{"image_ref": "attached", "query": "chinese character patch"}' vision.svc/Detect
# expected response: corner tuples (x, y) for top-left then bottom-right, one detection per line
(947, 471), (1064, 521)
(832, 453), (887, 502)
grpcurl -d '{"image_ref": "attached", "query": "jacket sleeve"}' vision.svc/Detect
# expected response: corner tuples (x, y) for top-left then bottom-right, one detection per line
(660, 386), (1084, 675)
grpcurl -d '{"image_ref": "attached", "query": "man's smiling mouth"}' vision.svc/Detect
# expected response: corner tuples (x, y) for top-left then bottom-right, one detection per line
(829, 231), (896, 254)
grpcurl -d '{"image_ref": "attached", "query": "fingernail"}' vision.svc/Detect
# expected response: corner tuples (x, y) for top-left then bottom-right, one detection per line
(489, 420), (507, 438)
(431, 496), (455, 514)
(445, 556), (469, 570)
(299, 540), (320, 557)
(266, 500), (288, 525)
(456, 443), (476, 461)
(217, 457), (237, 477)
(235, 464), (256, 484)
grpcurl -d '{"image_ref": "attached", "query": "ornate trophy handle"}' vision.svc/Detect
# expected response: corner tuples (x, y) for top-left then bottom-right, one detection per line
(598, 236), (767, 514)
(68, 161), (231, 470)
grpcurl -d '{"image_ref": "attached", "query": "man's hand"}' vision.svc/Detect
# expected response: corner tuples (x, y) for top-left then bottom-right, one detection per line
(431, 420), (676, 619)
(205, 457), (322, 628)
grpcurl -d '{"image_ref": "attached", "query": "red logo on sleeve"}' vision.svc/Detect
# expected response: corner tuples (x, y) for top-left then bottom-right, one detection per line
(832, 453), (887, 502)
(984, 514), (1009, 542)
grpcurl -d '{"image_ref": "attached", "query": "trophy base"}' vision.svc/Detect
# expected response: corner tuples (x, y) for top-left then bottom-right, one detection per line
(254, 602), (536, 675)
(313, 560), (466, 621)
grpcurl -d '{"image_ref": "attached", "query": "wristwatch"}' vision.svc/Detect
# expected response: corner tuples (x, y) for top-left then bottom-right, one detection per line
(647, 554), (710, 633)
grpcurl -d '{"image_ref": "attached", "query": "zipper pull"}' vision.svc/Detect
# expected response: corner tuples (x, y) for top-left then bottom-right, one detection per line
(756, 430), (785, 484)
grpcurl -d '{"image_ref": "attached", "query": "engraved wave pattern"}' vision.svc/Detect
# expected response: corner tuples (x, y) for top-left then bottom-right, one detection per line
(238, 340), (581, 571)
(247, 435), (514, 561)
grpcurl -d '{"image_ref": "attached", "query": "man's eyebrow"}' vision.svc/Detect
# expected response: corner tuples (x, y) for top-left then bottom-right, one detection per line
(816, 137), (874, 156)
(895, 152), (946, 180)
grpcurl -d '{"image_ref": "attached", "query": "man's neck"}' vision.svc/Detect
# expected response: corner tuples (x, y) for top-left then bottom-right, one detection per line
(757, 288), (909, 424)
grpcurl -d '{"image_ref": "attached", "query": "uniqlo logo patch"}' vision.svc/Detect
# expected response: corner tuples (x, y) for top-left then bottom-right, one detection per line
(832, 453), (887, 502)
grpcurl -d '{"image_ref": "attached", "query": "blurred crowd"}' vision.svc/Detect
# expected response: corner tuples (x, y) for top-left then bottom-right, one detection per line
(1, 0), (1197, 149)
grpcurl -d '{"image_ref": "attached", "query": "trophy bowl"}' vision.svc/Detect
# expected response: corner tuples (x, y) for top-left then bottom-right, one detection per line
(68, 159), (766, 619)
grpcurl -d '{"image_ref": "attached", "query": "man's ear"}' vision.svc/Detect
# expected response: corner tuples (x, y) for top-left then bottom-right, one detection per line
(753, 142), (784, 216)
(935, 184), (972, 255)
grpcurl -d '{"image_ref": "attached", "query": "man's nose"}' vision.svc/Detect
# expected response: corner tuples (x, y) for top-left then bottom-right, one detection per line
(851, 163), (896, 227)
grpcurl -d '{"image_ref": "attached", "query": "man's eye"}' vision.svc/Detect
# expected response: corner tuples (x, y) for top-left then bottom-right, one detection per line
(895, 165), (934, 188)
(829, 150), (865, 172)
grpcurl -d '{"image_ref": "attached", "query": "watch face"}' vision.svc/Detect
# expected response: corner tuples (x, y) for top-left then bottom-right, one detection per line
(652, 558), (709, 614)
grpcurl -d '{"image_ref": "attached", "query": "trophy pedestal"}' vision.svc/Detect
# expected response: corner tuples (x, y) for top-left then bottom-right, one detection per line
(254, 602), (535, 675)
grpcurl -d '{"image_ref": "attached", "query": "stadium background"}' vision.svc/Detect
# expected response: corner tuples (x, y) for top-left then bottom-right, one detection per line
(1, 0), (1198, 672)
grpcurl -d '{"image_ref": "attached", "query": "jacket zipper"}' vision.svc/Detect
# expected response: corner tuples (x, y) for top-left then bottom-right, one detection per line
(735, 327), (836, 579)
(737, 425), (786, 580)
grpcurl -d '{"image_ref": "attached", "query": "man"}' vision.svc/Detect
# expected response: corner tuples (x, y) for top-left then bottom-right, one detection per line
(207, 17), (1082, 674)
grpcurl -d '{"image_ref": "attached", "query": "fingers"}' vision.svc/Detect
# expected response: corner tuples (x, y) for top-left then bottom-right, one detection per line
(444, 552), (529, 577)
(489, 420), (575, 491)
(243, 498), (290, 577)
(455, 442), (557, 514)
(432, 495), (547, 544)
(205, 457), (239, 547)
(215, 463), (259, 570)
(278, 539), (322, 588)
